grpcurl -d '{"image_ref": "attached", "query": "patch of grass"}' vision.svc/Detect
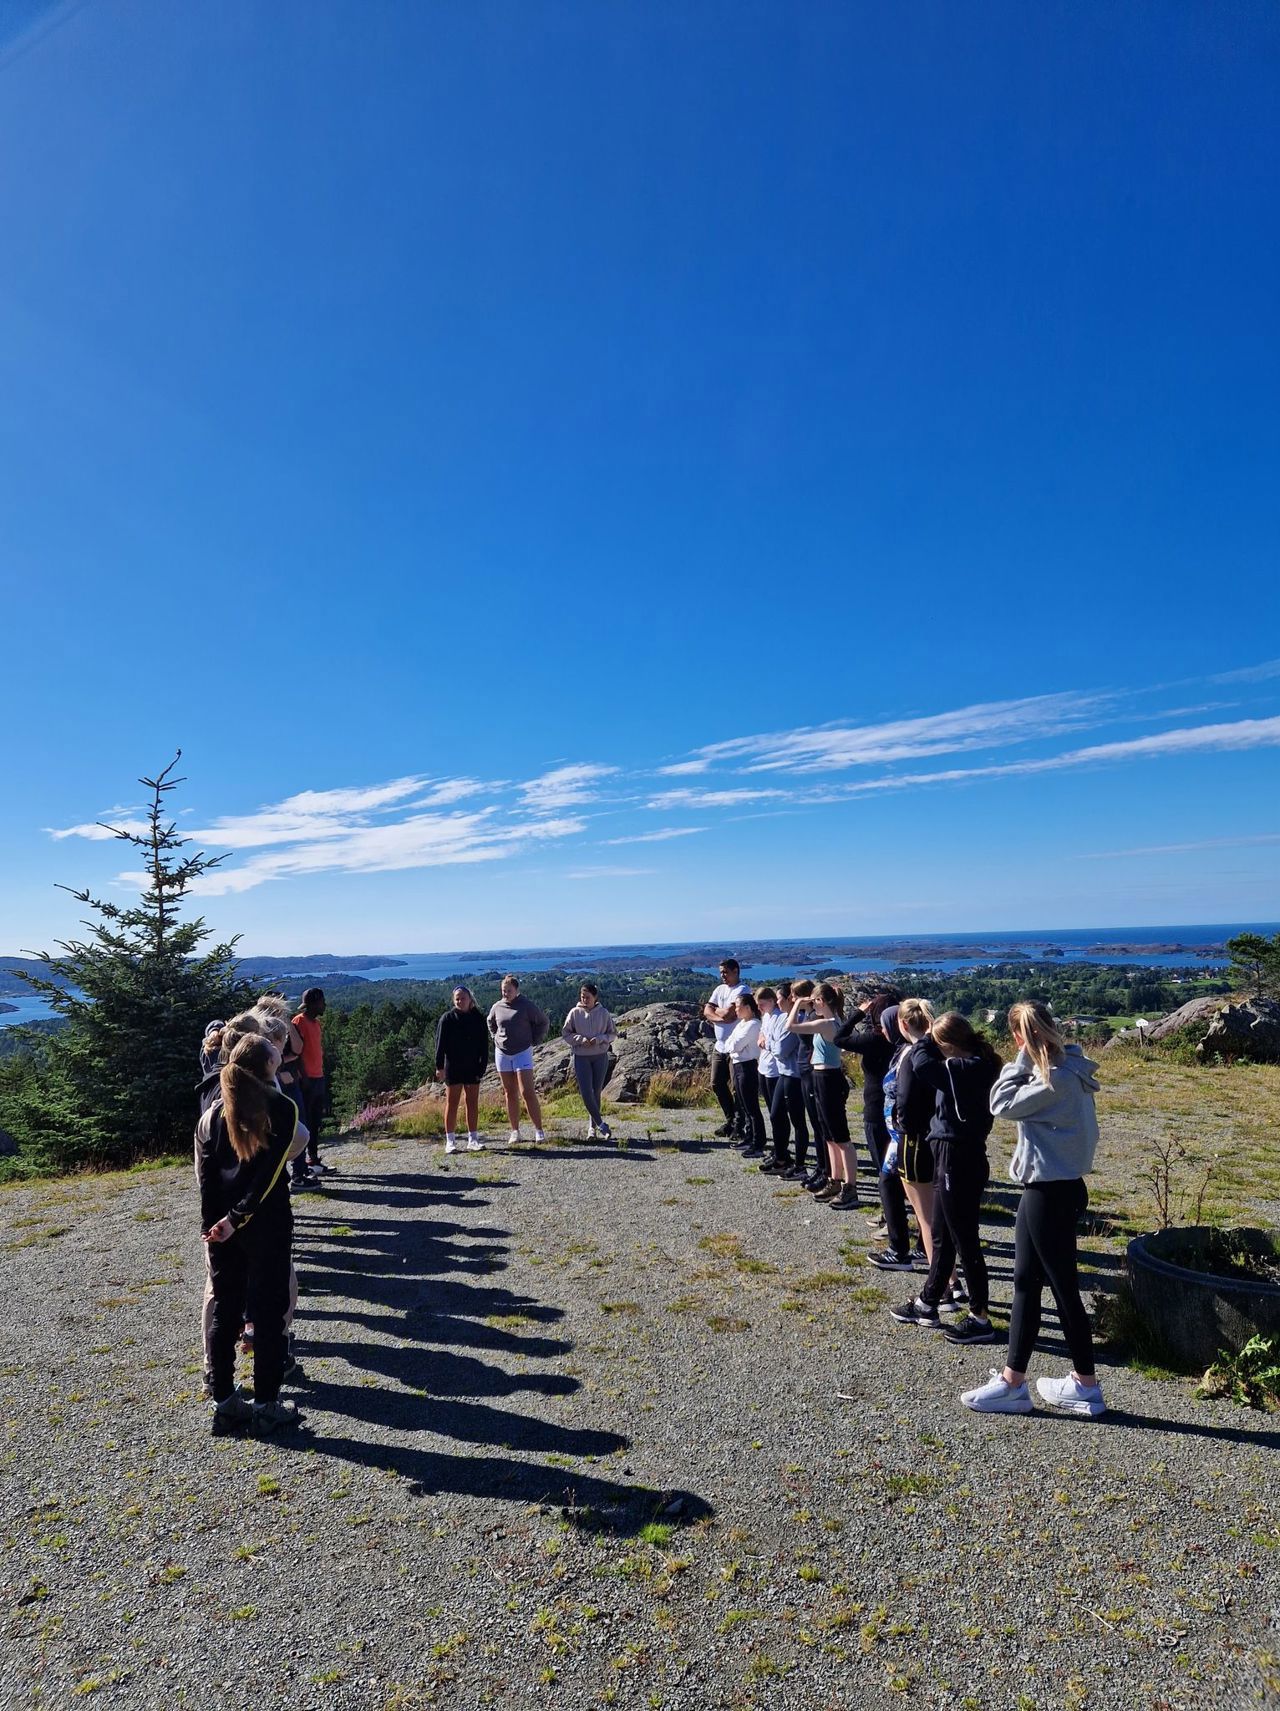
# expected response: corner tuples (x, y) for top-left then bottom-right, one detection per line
(705, 1315), (750, 1333)
(638, 1522), (675, 1548)
(646, 1070), (714, 1109)
(685, 1176), (714, 1185)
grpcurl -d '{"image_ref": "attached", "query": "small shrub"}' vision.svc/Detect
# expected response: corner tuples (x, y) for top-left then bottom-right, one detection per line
(1196, 1335), (1280, 1411)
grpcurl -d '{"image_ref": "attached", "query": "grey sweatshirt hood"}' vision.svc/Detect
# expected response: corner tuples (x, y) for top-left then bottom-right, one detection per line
(990, 1044), (1101, 1184)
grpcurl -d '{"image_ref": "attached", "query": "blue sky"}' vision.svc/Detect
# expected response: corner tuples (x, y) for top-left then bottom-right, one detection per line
(1, 1), (1277, 954)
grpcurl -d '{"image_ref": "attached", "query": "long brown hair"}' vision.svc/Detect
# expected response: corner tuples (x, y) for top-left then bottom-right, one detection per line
(1008, 999), (1064, 1085)
(932, 1011), (1003, 1071)
(814, 981), (845, 1018)
(220, 1035), (279, 1162)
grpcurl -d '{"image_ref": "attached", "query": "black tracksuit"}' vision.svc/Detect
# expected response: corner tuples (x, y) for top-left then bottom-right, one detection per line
(434, 1005), (491, 1084)
(834, 1016), (911, 1250)
(196, 1092), (298, 1404)
(907, 1047), (1000, 1316)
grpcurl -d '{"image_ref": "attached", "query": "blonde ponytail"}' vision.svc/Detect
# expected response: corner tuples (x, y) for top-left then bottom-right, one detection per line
(1008, 999), (1064, 1085)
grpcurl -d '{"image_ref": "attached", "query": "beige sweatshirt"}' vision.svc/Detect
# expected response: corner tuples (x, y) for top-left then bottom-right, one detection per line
(561, 1003), (617, 1057)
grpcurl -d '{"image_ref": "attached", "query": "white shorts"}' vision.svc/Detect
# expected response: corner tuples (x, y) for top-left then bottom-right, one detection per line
(495, 1047), (535, 1073)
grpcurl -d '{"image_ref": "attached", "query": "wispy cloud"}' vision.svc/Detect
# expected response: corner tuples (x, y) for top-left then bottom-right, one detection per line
(191, 811), (585, 895)
(1079, 832), (1280, 860)
(601, 826), (709, 845)
(1210, 658), (1280, 685)
(664, 692), (1107, 777)
(837, 714), (1280, 797)
(565, 865), (655, 880)
(646, 788), (791, 810)
(519, 763), (617, 810)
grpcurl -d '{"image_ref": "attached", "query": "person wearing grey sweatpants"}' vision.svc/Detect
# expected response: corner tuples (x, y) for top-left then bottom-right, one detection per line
(561, 983), (618, 1141)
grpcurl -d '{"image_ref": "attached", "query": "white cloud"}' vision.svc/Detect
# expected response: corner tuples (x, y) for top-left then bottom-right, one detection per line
(191, 810), (586, 895)
(1079, 833), (1280, 860)
(565, 865), (655, 880)
(47, 818), (151, 841)
(646, 788), (791, 810)
(666, 692), (1106, 777)
(518, 763), (617, 810)
(602, 826), (709, 845)
(839, 713), (1280, 797)
(1210, 658), (1280, 685)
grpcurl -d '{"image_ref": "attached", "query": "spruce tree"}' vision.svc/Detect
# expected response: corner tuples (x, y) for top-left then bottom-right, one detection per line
(1225, 931), (1280, 1001)
(18, 755), (253, 1170)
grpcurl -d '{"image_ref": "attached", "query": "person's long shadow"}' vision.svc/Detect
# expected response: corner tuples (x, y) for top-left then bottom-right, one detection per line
(286, 1166), (716, 1535)
(278, 1429), (713, 1533)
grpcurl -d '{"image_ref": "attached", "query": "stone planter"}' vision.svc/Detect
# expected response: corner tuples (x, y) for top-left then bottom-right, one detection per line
(1126, 1226), (1280, 1370)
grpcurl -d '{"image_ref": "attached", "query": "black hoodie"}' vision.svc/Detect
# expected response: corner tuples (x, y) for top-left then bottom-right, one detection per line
(833, 1016), (894, 1115)
(907, 1045), (999, 1148)
(434, 1005), (490, 1082)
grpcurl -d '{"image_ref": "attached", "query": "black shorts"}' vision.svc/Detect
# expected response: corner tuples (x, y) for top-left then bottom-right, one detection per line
(901, 1134), (935, 1186)
(441, 1067), (483, 1087)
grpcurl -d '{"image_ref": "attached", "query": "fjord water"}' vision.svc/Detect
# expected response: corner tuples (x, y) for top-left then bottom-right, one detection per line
(3, 924), (1276, 1030)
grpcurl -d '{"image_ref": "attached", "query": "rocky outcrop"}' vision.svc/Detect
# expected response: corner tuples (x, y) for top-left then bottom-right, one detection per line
(1197, 997), (1280, 1063)
(1104, 995), (1280, 1063)
(388, 1001), (715, 1117)
(1147, 997), (1223, 1041)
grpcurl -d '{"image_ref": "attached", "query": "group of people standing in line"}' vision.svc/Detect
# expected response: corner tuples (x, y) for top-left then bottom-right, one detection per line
(194, 988), (333, 1437)
(191, 958), (1106, 1437)
(705, 957), (1107, 1419)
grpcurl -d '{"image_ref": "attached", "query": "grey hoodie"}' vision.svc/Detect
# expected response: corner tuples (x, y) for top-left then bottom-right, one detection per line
(561, 1003), (617, 1058)
(990, 1045), (1100, 1185)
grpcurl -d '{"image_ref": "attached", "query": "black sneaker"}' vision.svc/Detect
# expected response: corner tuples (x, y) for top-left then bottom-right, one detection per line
(714, 1122), (735, 1138)
(741, 1146), (765, 1159)
(210, 1389), (254, 1437)
(758, 1159), (786, 1174)
(867, 1249), (915, 1270)
(909, 1247), (929, 1271)
(805, 1175), (831, 1194)
(889, 1296), (943, 1328)
(308, 1159), (337, 1176)
(291, 1171), (319, 1194)
(782, 1166), (807, 1181)
(943, 1313), (997, 1345)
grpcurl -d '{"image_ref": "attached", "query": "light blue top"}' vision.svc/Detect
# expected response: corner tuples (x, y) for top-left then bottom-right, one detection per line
(811, 1031), (842, 1070)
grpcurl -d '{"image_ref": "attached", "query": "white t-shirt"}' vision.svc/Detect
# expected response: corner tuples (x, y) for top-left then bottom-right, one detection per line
(726, 1017), (762, 1063)
(709, 981), (750, 1052)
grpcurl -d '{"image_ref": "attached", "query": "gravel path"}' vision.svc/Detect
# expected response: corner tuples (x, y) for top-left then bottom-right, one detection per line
(2, 1109), (1278, 1711)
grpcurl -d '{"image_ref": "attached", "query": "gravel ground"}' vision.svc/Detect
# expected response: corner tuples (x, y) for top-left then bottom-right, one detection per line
(2, 1108), (1278, 1711)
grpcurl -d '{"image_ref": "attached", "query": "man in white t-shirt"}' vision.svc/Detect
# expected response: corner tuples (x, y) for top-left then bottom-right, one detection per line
(703, 957), (752, 1139)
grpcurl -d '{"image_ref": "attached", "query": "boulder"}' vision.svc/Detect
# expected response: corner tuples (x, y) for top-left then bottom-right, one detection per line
(1147, 996), (1223, 1042)
(1197, 997), (1280, 1063)
(387, 1001), (715, 1116)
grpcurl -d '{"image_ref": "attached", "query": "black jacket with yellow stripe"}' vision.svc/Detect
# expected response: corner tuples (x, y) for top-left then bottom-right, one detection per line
(196, 1092), (298, 1234)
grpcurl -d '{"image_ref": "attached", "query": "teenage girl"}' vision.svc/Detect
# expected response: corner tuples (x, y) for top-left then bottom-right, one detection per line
(790, 980), (824, 1189)
(726, 993), (767, 1155)
(786, 983), (858, 1209)
(961, 999), (1106, 1418)
(890, 998), (938, 1261)
(890, 1012), (1000, 1341)
(197, 1034), (309, 1437)
(837, 991), (911, 1252)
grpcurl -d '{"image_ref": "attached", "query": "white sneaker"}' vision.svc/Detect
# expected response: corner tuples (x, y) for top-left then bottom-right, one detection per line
(1036, 1373), (1105, 1417)
(533, 1129), (546, 1144)
(508, 1129), (522, 1146)
(585, 1122), (598, 1140)
(960, 1369), (1033, 1415)
(444, 1133), (460, 1155)
(466, 1133), (486, 1152)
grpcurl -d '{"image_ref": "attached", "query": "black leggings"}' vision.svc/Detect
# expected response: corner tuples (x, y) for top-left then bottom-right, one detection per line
(208, 1215), (292, 1404)
(769, 1076), (810, 1167)
(712, 1051), (737, 1128)
(813, 1069), (851, 1149)
(1007, 1179), (1095, 1376)
(732, 1060), (766, 1147)
(921, 1142), (990, 1316)
(864, 1112), (911, 1254)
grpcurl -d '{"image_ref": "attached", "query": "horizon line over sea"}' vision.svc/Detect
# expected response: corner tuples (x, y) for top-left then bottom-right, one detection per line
(2, 922), (1275, 1030)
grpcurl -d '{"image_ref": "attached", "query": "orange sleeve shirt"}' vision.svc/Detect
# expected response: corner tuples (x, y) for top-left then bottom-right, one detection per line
(292, 1013), (324, 1077)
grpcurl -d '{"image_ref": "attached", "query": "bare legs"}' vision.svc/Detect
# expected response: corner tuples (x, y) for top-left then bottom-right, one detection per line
(903, 1180), (935, 1264)
(499, 1069), (543, 1134)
